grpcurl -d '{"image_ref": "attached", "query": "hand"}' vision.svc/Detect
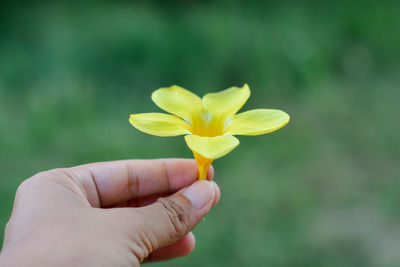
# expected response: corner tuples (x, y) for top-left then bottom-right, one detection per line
(0, 159), (220, 266)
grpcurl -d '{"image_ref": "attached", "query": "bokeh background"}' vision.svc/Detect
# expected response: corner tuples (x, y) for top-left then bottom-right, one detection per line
(1, 1), (400, 266)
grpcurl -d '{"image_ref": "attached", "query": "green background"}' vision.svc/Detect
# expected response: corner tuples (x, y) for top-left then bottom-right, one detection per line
(1, 1), (400, 266)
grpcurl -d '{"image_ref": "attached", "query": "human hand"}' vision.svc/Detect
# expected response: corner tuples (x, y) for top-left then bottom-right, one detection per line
(0, 159), (220, 266)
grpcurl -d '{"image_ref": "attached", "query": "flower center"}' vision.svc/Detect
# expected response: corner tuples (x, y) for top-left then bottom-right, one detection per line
(189, 112), (231, 137)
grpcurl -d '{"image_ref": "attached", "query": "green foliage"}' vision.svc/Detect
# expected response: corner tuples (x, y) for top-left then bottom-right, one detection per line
(1, 1), (400, 266)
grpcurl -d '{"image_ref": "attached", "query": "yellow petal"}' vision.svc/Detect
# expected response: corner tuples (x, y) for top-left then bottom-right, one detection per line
(151, 85), (203, 124)
(184, 135), (239, 159)
(202, 84), (250, 118)
(129, 113), (190, 137)
(225, 109), (289, 136)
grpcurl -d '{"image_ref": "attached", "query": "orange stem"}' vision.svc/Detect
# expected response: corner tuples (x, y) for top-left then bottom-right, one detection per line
(193, 152), (213, 180)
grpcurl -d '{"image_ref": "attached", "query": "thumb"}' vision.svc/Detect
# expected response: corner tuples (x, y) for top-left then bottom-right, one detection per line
(134, 180), (217, 255)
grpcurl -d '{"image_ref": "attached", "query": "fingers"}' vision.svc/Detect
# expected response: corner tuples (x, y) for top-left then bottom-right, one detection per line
(128, 180), (218, 262)
(68, 158), (214, 207)
(144, 232), (195, 263)
(112, 181), (220, 208)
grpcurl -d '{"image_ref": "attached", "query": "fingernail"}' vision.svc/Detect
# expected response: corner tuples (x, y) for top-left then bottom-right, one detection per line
(183, 181), (214, 210)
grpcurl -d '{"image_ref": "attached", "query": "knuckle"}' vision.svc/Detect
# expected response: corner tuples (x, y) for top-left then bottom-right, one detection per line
(157, 197), (191, 237)
(15, 169), (59, 198)
(15, 177), (34, 197)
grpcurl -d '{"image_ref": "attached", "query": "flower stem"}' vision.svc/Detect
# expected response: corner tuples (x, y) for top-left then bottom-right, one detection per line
(193, 152), (213, 181)
(198, 162), (211, 180)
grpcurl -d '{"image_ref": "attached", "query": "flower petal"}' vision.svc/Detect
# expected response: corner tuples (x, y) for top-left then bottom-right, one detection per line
(151, 85), (203, 124)
(184, 135), (239, 159)
(129, 113), (190, 137)
(225, 109), (289, 136)
(202, 84), (250, 118)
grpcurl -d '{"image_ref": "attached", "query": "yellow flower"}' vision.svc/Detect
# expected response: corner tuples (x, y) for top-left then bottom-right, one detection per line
(129, 84), (289, 180)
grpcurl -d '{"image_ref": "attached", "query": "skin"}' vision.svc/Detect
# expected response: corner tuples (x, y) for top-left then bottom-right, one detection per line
(0, 159), (220, 266)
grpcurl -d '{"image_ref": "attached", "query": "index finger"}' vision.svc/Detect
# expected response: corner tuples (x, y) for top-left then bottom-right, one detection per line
(70, 158), (214, 207)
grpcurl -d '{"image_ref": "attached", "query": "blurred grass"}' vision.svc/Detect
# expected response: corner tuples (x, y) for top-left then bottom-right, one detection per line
(1, 1), (400, 266)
